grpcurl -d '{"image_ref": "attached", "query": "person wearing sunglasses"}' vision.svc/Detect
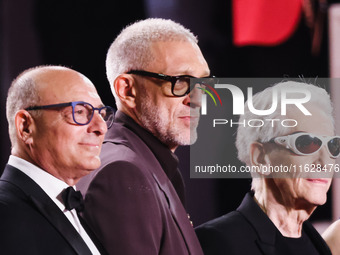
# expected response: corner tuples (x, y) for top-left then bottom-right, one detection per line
(77, 18), (210, 255)
(196, 81), (334, 255)
(0, 65), (113, 254)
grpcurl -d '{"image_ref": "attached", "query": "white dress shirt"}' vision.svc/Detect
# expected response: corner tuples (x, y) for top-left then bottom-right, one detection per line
(8, 155), (100, 255)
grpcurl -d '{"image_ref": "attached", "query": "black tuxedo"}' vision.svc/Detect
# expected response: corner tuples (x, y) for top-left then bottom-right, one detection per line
(195, 192), (331, 255)
(0, 164), (104, 255)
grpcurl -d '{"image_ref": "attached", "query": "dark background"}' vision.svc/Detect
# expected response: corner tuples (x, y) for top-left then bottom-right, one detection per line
(1, 0), (337, 226)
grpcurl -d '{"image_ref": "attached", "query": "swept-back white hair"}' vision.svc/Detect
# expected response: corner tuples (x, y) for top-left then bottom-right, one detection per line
(235, 81), (334, 192)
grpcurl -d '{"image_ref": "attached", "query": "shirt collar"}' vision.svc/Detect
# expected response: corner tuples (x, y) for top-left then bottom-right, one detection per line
(8, 155), (70, 211)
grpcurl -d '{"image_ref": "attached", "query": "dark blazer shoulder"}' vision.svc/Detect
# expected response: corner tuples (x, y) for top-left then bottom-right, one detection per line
(196, 210), (258, 255)
(303, 221), (332, 255)
(196, 210), (250, 234)
(0, 165), (92, 255)
(77, 122), (160, 195)
(196, 192), (263, 237)
(196, 192), (332, 255)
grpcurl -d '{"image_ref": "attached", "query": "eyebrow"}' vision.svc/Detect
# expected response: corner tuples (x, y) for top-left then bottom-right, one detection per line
(291, 131), (304, 134)
(170, 67), (210, 77)
(95, 103), (105, 109)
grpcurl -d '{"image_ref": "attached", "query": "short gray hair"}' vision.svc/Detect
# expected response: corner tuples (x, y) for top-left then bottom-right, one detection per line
(6, 67), (44, 147)
(6, 65), (71, 147)
(105, 18), (198, 107)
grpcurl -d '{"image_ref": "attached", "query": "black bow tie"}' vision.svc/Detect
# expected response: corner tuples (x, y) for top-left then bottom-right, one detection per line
(61, 186), (84, 213)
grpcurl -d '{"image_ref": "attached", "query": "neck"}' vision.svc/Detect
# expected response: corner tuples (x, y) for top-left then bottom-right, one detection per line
(120, 108), (178, 152)
(254, 184), (316, 237)
(12, 149), (81, 187)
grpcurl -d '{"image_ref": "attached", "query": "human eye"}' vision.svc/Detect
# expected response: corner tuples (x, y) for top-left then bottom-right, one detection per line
(99, 107), (115, 121)
(99, 109), (107, 119)
(74, 104), (87, 115)
(177, 77), (189, 87)
(173, 77), (189, 95)
(73, 104), (92, 123)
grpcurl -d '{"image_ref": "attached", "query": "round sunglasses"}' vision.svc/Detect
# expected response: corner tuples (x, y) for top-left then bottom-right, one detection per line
(270, 132), (340, 158)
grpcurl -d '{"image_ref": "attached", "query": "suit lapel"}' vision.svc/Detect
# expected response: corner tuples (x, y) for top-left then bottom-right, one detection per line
(151, 171), (202, 254)
(121, 128), (199, 253)
(78, 213), (109, 255)
(238, 192), (332, 255)
(304, 221), (332, 255)
(237, 192), (280, 255)
(1, 165), (92, 255)
(255, 240), (278, 255)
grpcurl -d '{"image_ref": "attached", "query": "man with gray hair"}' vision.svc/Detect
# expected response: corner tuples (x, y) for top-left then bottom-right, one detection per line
(77, 18), (210, 254)
(196, 81), (334, 255)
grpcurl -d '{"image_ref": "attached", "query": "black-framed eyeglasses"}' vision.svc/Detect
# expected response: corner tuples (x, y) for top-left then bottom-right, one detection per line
(25, 101), (115, 129)
(127, 70), (216, 97)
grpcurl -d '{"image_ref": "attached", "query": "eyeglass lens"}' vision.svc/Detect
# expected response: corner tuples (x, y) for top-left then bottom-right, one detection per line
(173, 77), (191, 96)
(172, 77), (217, 97)
(328, 138), (340, 157)
(295, 134), (340, 157)
(295, 135), (322, 154)
(73, 103), (114, 128)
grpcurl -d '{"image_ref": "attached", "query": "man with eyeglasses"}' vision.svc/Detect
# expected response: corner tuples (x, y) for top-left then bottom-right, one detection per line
(196, 81), (334, 255)
(0, 65), (113, 254)
(77, 18), (210, 255)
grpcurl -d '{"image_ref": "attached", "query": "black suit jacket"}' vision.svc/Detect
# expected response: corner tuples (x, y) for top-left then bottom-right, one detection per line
(195, 192), (331, 255)
(77, 111), (203, 255)
(0, 164), (101, 255)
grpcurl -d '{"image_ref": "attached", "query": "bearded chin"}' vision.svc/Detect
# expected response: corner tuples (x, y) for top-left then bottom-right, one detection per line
(174, 127), (198, 146)
(190, 129), (198, 145)
(137, 95), (199, 147)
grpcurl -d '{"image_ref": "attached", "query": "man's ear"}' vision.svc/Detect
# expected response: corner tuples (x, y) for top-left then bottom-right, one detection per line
(250, 142), (271, 176)
(113, 74), (137, 109)
(15, 110), (35, 145)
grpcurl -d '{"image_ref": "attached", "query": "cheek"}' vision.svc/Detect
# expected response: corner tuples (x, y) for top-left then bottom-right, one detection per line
(278, 179), (302, 200)
(267, 150), (292, 166)
(270, 149), (307, 167)
(167, 99), (185, 117)
(49, 129), (80, 152)
(278, 179), (296, 191)
(157, 101), (175, 119)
